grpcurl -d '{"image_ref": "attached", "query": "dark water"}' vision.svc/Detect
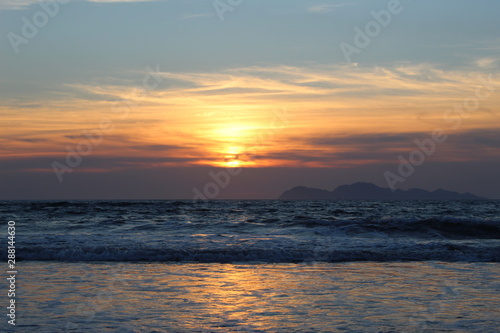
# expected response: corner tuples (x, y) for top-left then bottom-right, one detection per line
(2, 200), (500, 332)
(2, 200), (499, 263)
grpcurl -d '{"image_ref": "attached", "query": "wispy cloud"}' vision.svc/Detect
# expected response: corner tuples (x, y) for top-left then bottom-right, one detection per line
(66, 63), (499, 134)
(307, 2), (357, 14)
(475, 57), (498, 69)
(2, 63), (498, 168)
(0, 0), (157, 11)
(86, 0), (158, 3)
(179, 13), (213, 20)
(0, 0), (39, 10)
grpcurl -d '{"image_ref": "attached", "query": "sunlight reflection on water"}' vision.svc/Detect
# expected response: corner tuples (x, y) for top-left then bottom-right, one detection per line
(15, 261), (500, 332)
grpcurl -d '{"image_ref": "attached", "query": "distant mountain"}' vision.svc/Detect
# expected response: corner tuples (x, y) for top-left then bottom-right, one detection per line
(279, 182), (487, 200)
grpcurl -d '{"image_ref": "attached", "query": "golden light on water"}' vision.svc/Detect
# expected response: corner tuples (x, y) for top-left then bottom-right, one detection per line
(21, 262), (499, 331)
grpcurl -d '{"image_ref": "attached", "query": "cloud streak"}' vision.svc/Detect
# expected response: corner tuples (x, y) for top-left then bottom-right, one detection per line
(0, 0), (158, 11)
(307, 3), (357, 13)
(179, 13), (212, 20)
(2, 63), (498, 170)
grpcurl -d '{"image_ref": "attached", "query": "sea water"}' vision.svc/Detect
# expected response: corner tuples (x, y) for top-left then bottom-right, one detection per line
(1, 200), (499, 332)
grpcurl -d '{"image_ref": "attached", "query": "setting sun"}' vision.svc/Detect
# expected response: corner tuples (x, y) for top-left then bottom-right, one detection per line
(225, 160), (242, 168)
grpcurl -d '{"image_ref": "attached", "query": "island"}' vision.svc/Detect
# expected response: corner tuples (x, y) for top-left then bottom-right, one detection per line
(278, 182), (487, 200)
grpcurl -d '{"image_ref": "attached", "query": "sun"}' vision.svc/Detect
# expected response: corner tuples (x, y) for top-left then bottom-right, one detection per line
(208, 123), (263, 168)
(223, 146), (243, 167)
(225, 160), (242, 168)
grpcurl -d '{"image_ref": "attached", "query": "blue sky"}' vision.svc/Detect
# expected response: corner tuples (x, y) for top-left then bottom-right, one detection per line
(2, 0), (498, 84)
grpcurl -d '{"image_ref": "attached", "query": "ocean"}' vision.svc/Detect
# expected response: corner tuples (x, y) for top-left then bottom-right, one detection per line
(1, 200), (499, 332)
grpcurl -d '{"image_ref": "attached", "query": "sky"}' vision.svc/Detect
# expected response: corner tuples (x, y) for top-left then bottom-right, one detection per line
(0, 0), (499, 199)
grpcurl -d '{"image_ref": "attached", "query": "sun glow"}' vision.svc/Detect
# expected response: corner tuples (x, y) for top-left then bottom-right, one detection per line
(210, 124), (256, 167)
(221, 146), (244, 168)
(225, 160), (242, 168)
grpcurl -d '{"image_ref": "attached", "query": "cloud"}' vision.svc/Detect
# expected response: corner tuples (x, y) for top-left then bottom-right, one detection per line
(0, 136), (52, 148)
(87, 0), (156, 2)
(307, 3), (356, 13)
(179, 13), (212, 20)
(3, 63), (499, 170)
(0, 0), (40, 10)
(130, 144), (184, 151)
(0, 0), (157, 11)
(288, 129), (500, 166)
(475, 57), (498, 69)
(72, 63), (499, 117)
(307, 133), (420, 147)
(4, 103), (44, 109)
(0, 155), (199, 173)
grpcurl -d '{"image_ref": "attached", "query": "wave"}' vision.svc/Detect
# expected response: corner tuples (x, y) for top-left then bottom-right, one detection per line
(4, 242), (499, 263)
(285, 217), (500, 239)
(3, 200), (499, 263)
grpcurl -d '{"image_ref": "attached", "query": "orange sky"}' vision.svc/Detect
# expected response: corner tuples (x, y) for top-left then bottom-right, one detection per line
(2, 64), (499, 173)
